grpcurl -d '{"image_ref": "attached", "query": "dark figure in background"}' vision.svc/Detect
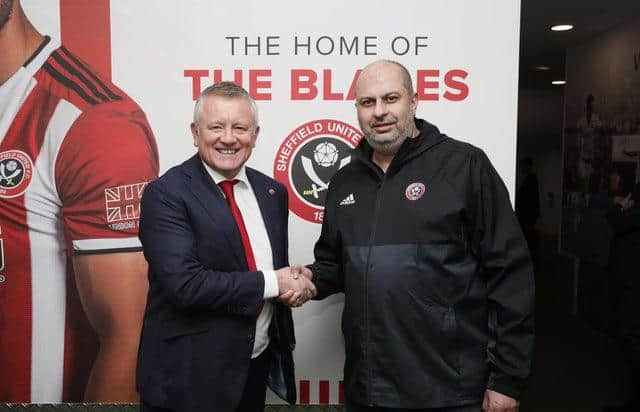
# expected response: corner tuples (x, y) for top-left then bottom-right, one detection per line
(516, 158), (540, 260)
(604, 180), (640, 412)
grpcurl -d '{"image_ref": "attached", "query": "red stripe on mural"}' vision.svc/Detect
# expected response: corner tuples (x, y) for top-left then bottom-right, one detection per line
(319, 380), (330, 404)
(339, 380), (345, 404)
(299, 380), (310, 405)
(0, 87), (61, 402)
(59, 0), (111, 80)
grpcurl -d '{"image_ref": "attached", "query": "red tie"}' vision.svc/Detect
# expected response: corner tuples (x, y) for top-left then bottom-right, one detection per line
(218, 180), (257, 271)
(219, 180), (264, 314)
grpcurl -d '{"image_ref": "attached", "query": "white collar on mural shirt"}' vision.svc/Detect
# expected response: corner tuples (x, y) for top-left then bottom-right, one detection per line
(0, 67), (27, 113)
(0, 36), (60, 144)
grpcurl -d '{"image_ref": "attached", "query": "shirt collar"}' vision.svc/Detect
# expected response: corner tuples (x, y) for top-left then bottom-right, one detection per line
(201, 159), (249, 187)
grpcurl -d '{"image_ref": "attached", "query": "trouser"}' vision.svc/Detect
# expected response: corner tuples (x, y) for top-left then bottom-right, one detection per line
(234, 345), (271, 412)
(140, 345), (271, 412)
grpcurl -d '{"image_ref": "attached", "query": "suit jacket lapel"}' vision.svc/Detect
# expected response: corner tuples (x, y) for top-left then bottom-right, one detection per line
(247, 168), (282, 265)
(183, 155), (247, 268)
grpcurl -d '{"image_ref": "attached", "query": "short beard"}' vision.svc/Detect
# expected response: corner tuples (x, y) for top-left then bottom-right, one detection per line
(363, 115), (415, 156)
(0, 0), (14, 31)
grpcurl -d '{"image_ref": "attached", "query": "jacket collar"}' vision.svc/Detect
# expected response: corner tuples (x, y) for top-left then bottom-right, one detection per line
(354, 118), (448, 176)
(182, 154), (247, 266)
(181, 154), (281, 269)
(200, 159), (251, 187)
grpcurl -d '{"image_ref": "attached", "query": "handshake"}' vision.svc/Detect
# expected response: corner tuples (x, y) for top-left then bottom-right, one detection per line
(275, 265), (316, 308)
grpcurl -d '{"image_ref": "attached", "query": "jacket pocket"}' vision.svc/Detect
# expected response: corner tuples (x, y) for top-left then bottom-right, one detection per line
(406, 289), (460, 375)
(161, 314), (210, 340)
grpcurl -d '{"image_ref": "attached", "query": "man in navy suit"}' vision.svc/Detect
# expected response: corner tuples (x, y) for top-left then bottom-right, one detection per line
(136, 82), (315, 412)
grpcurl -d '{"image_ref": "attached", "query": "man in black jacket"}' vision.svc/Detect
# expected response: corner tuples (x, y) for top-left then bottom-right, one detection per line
(297, 60), (534, 412)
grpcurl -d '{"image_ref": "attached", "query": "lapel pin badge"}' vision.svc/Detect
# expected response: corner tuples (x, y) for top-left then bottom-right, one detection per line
(268, 188), (276, 196)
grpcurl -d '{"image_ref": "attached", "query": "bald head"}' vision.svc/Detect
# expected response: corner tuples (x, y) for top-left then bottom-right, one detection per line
(355, 59), (414, 99)
(353, 59), (418, 159)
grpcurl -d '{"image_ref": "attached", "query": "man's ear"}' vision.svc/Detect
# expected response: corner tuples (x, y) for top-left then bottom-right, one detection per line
(251, 125), (260, 147)
(411, 92), (419, 115)
(190, 123), (199, 147)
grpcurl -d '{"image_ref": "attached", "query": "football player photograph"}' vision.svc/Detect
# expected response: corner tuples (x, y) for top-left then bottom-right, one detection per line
(0, 0), (159, 403)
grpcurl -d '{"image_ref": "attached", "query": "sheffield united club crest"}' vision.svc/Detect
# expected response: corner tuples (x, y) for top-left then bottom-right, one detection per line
(273, 119), (363, 223)
(0, 150), (33, 198)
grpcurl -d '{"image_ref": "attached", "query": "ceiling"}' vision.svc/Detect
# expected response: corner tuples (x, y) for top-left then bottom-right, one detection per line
(519, 0), (640, 90)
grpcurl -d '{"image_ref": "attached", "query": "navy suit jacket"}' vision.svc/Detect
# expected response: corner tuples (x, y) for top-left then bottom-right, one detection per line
(136, 154), (296, 412)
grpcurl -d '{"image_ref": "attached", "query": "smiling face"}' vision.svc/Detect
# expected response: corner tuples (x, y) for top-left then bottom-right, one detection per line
(355, 61), (418, 156)
(190, 95), (259, 179)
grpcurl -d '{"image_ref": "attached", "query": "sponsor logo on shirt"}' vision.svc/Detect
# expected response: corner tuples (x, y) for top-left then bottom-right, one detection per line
(339, 193), (356, 206)
(104, 182), (148, 231)
(0, 150), (33, 198)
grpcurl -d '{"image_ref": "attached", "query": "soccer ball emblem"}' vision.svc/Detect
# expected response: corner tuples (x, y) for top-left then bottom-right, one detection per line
(6, 160), (18, 172)
(313, 141), (339, 168)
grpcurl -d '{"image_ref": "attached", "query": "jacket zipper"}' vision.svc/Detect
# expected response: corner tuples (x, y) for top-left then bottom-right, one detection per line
(363, 174), (386, 405)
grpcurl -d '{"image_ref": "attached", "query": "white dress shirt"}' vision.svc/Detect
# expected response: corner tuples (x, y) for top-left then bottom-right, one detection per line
(202, 162), (279, 359)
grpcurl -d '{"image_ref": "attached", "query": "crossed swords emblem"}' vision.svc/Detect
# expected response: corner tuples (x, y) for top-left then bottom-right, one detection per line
(0, 161), (22, 187)
(301, 154), (351, 199)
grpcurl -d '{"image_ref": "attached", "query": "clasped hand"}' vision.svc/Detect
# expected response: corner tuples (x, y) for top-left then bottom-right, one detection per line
(275, 265), (316, 307)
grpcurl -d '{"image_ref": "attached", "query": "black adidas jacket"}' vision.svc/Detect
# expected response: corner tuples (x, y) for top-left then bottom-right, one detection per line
(311, 119), (534, 408)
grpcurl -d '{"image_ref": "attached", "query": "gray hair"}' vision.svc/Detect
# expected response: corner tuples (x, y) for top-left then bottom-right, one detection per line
(193, 81), (259, 125)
